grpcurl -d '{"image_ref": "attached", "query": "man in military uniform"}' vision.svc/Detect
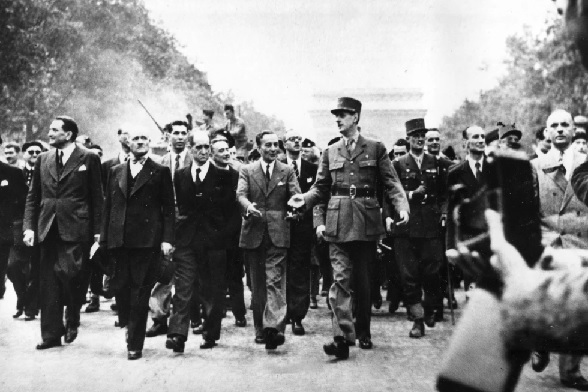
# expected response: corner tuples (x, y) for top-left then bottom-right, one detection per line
(289, 97), (409, 359)
(200, 109), (216, 136)
(391, 119), (447, 338)
(224, 104), (248, 161)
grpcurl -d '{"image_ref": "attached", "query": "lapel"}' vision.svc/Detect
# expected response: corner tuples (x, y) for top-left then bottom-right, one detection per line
(183, 151), (192, 168)
(118, 162), (129, 198)
(251, 161), (267, 194)
(541, 151), (567, 194)
(267, 160), (286, 195)
(406, 153), (421, 174)
(130, 158), (155, 197)
(349, 135), (366, 161)
(560, 152), (585, 211)
(336, 139), (350, 161)
(460, 161), (478, 190)
(46, 149), (58, 182)
(59, 146), (84, 181)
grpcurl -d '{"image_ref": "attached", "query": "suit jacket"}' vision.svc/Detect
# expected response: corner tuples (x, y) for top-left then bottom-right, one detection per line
(224, 165), (243, 248)
(174, 163), (234, 249)
(445, 158), (488, 250)
(101, 156), (122, 190)
(100, 158), (175, 249)
(390, 153), (448, 238)
(24, 146), (103, 243)
(159, 150), (193, 180)
(282, 158), (318, 235)
(303, 134), (409, 243)
(0, 162), (28, 244)
(533, 149), (588, 250)
(237, 160), (301, 249)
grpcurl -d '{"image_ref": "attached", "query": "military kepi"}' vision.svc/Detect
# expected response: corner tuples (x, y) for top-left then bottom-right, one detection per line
(331, 97), (362, 116)
(405, 118), (427, 136)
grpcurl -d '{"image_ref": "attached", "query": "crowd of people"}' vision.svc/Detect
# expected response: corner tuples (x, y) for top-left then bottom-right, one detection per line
(3, 97), (588, 388)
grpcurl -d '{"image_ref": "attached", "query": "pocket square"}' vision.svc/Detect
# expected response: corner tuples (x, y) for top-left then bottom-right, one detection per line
(78, 165), (87, 171)
(0, 180), (7, 186)
(307, 177), (313, 183)
(277, 181), (285, 186)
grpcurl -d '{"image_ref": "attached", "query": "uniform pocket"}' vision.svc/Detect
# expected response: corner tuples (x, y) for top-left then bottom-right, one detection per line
(325, 198), (341, 237)
(364, 198), (383, 236)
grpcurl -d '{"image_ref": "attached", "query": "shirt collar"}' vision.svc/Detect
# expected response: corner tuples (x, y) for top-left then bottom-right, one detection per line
(172, 149), (187, 161)
(342, 133), (359, 146)
(191, 159), (210, 181)
(260, 159), (276, 174)
(57, 143), (76, 164)
(286, 156), (301, 168)
(467, 155), (483, 173)
(119, 151), (129, 163)
(130, 153), (149, 164)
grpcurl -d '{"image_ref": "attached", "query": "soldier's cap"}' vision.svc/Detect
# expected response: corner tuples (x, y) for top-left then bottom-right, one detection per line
(575, 115), (588, 126)
(496, 122), (522, 140)
(485, 128), (499, 144)
(211, 129), (236, 148)
(302, 138), (315, 148)
(573, 131), (588, 142)
(331, 97), (362, 117)
(22, 141), (44, 152)
(223, 104), (234, 112)
(405, 118), (427, 136)
(328, 136), (342, 146)
(203, 110), (215, 118)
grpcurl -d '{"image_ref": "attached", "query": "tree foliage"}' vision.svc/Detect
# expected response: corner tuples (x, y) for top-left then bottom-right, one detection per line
(441, 18), (588, 155)
(0, 0), (283, 152)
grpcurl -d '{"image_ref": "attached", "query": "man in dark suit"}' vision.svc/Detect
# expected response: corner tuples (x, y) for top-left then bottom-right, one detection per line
(101, 128), (175, 360)
(0, 137), (29, 303)
(238, 130), (301, 350)
(210, 135), (247, 327)
(6, 141), (42, 320)
(23, 116), (103, 350)
(282, 129), (317, 335)
(446, 126), (487, 290)
(289, 97), (409, 359)
(166, 131), (233, 352)
(146, 121), (194, 337)
(390, 119), (448, 338)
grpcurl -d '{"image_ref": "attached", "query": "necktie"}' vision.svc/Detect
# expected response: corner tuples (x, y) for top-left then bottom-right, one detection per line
(175, 154), (180, 173)
(292, 160), (299, 178)
(124, 154), (129, 162)
(475, 162), (481, 181)
(347, 139), (355, 155)
(57, 150), (64, 172)
(195, 168), (202, 187)
(265, 164), (271, 188)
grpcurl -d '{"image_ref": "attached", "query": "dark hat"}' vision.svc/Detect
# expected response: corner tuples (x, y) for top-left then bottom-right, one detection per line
(223, 104), (234, 112)
(497, 122), (522, 140)
(203, 110), (215, 118)
(575, 115), (588, 126)
(302, 138), (315, 148)
(485, 128), (499, 144)
(211, 129), (235, 148)
(22, 141), (44, 152)
(247, 148), (261, 161)
(405, 118), (427, 136)
(331, 97), (362, 116)
(328, 136), (342, 146)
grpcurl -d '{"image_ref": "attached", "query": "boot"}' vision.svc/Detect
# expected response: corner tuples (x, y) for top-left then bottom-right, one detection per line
(409, 319), (425, 338)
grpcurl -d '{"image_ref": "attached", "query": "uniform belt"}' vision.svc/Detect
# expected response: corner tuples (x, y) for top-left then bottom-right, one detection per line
(331, 186), (375, 199)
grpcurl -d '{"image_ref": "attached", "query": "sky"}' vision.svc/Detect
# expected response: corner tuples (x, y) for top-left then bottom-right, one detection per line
(142, 0), (556, 135)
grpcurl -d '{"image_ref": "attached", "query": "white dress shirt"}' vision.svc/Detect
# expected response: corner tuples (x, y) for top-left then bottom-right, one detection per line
(261, 160), (276, 179)
(58, 143), (76, 166)
(171, 149), (188, 169)
(467, 155), (484, 177)
(191, 160), (210, 183)
(129, 154), (149, 178)
(410, 151), (424, 169)
(286, 156), (302, 175)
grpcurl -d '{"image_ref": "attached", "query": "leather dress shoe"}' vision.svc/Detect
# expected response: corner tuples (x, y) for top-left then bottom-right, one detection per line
(110, 303), (118, 311)
(359, 337), (373, 349)
(292, 320), (305, 336)
(255, 335), (266, 344)
(388, 302), (399, 314)
(531, 351), (550, 373)
(561, 376), (588, 391)
(64, 327), (78, 343)
(192, 324), (204, 334)
(265, 329), (285, 350)
(24, 314), (36, 321)
(346, 340), (356, 347)
(424, 313), (436, 328)
(165, 336), (185, 353)
(127, 350), (142, 360)
(309, 297), (318, 309)
(373, 298), (382, 310)
(323, 338), (349, 360)
(409, 320), (425, 338)
(235, 318), (247, 327)
(36, 339), (62, 350)
(13, 309), (23, 318)
(146, 320), (168, 337)
(85, 298), (100, 313)
(320, 290), (328, 297)
(191, 320), (201, 329)
(434, 311), (446, 322)
(200, 339), (217, 349)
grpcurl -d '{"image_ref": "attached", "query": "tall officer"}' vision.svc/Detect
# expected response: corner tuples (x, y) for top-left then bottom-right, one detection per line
(390, 119), (447, 338)
(289, 97), (409, 359)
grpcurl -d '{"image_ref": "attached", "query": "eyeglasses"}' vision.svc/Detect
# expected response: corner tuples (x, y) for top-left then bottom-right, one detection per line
(27, 150), (42, 155)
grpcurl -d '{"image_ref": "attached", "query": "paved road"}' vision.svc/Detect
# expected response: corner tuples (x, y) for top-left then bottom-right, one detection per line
(0, 284), (574, 392)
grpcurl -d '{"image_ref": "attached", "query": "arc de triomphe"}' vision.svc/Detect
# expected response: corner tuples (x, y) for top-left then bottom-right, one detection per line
(309, 89), (427, 149)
